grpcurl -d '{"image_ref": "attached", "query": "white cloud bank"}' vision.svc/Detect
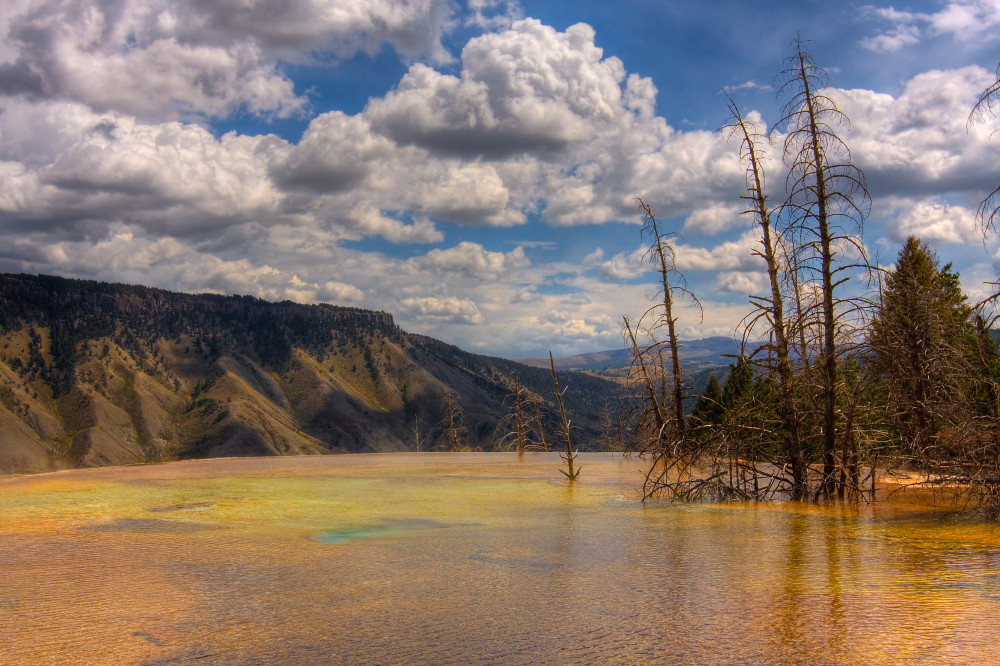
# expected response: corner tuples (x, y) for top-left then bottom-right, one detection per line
(0, 2), (999, 356)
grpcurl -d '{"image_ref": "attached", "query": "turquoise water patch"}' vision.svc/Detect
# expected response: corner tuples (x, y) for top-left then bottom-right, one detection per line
(311, 518), (449, 544)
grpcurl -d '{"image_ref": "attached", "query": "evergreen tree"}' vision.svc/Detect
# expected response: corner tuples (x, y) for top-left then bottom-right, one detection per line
(869, 237), (977, 457)
(720, 357), (755, 411)
(688, 374), (723, 435)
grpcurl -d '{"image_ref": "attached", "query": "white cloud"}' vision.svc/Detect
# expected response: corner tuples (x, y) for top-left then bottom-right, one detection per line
(583, 248), (604, 265)
(510, 287), (542, 304)
(320, 281), (365, 303)
(891, 199), (980, 243)
(465, 0), (522, 29)
(683, 204), (743, 235)
(365, 20), (626, 158)
(600, 247), (647, 280)
(714, 270), (769, 295)
(862, 1), (1000, 51)
(722, 80), (773, 93)
(406, 242), (529, 280)
(400, 296), (485, 324)
(830, 66), (1000, 199)
(0, 0), (455, 120)
(674, 231), (761, 272)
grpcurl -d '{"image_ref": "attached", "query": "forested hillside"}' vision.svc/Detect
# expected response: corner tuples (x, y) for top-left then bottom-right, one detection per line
(0, 273), (622, 473)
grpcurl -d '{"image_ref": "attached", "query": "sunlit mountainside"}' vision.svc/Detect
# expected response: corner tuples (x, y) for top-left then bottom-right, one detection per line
(0, 274), (624, 474)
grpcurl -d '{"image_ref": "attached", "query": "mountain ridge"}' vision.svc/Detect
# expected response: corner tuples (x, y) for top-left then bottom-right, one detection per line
(0, 273), (622, 474)
(517, 336), (743, 371)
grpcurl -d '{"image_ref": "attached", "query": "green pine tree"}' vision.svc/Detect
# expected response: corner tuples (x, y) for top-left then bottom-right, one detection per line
(688, 374), (723, 435)
(869, 237), (978, 457)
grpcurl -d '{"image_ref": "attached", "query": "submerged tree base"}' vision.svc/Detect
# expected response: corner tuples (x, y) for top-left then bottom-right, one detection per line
(641, 451), (877, 504)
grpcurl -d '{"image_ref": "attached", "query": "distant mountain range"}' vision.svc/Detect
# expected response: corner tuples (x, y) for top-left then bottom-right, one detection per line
(0, 274), (623, 474)
(517, 336), (743, 372)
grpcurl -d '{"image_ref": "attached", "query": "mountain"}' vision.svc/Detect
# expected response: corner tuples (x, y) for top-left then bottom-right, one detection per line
(517, 336), (742, 371)
(517, 336), (744, 403)
(0, 274), (622, 474)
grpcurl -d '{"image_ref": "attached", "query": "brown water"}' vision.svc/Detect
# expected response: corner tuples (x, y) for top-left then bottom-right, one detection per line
(2, 452), (999, 665)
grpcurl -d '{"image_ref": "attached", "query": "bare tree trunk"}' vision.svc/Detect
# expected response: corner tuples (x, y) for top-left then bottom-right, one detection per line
(530, 396), (550, 452)
(550, 352), (579, 480)
(638, 199), (688, 442)
(777, 37), (870, 499)
(726, 98), (807, 499)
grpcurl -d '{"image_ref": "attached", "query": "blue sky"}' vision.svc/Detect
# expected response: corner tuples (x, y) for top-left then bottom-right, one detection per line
(1, 0), (999, 358)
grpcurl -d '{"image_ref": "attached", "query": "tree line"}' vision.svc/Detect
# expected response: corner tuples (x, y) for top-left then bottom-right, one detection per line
(614, 37), (1000, 516)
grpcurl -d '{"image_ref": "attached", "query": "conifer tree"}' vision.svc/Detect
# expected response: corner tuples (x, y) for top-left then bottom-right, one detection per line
(688, 374), (723, 435)
(869, 237), (977, 459)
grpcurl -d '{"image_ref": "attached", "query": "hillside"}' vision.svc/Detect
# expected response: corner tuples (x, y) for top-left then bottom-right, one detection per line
(0, 274), (623, 474)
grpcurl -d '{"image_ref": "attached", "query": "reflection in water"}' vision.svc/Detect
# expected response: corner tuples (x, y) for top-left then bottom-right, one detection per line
(2, 452), (1000, 664)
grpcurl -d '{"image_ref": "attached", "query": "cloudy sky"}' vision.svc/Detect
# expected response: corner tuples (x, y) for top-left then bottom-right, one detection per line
(1, 0), (999, 358)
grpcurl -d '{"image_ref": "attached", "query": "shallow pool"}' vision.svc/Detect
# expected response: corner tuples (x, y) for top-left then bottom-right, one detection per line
(2, 452), (999, 664)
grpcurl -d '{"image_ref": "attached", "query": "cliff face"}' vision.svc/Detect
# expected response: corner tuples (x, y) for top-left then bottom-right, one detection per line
(0, 274), (621, 473)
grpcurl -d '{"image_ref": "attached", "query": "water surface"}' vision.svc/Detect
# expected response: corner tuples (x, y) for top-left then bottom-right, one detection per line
(2, 452), (999, 664)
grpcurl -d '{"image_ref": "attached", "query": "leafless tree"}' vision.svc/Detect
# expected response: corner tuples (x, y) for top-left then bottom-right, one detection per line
(440, 390), (468, 452)
(622, 198), (701, 498)
(725, 96), (808, 498)
(495, 374), (530, 453)
(971, 63), (1000, 231)
(774, 36), (872, 498)
(549, 352), (579, 480)
(529, 394), (550, 452)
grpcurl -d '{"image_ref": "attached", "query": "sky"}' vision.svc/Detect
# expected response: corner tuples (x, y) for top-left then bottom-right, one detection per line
(1, 0), (999, 359)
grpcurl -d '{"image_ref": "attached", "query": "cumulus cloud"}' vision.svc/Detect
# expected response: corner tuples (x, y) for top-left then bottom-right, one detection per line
(862, 1), (1000, 51)
(366, 20), (630, 158)
(320, 281), (365, 303)
(714, 270), (769, 295)
(0, 100), (285, 238)
(407, 242), (529, 280)
(683, 204), (743, 235)
(0, 13), (751, 267)
(400, 296), (485, 324)
(465, 0), (523, 29)
(0, 0), (456, 121)
(830, 66), (1000, 198)
(890, 199), (980, 243)
(600, 247), (647, 281)
(537, 309), (615, 342)
(510, 287), (542, 304)
(674, 231), (761, 272)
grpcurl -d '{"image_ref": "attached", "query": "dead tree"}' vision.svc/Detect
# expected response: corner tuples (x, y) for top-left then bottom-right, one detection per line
(725, 96), (808, 499)
(529, 394), (550, 452)
(971, 63), (1000, 231)
(495, 374), (530, 453)
(622, 199), (701, 499)
(637, 198), (690, 443)
(774, 36), (871, 498)
(440, 390), (468, 452)
(549, 352), (579, 480)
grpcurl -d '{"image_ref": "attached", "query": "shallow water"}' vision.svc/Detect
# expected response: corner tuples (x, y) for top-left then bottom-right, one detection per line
(2, 452), (999, 664)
